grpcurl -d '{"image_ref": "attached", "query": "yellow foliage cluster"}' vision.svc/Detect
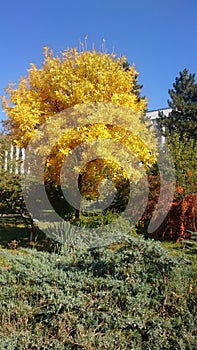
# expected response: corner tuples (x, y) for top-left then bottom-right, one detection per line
(25, 102), (157, 199)
(2, 46), (147, 146)
(2, 46), (157, 202)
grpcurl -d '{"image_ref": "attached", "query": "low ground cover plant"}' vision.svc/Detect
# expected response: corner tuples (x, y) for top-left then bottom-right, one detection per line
(0, 235), (196, 349)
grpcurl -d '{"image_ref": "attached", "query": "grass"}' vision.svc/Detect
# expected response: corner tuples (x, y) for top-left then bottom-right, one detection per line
(162, 239), (197, 259)
(0, 214), (56, 251)
(0, 214), (196, 286)
(0, 213), (196, 254)
(1, 214), (196, 258)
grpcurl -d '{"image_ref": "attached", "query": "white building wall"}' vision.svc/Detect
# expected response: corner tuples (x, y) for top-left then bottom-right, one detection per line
(146, 108), (171, 121)
(146, 108), (171, 147)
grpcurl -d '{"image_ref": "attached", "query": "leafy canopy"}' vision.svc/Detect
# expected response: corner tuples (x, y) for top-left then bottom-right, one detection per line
(158, 68), (197, 139)
(2, 46), (157, 206)
(2, 46), (148, 147)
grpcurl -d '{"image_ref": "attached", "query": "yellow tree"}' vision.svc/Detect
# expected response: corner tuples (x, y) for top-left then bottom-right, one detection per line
(2, 46), (147, 146)
(2, 45), (157, 221)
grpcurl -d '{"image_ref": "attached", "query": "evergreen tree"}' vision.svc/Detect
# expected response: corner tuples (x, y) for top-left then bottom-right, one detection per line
(157, 69), (197, 139)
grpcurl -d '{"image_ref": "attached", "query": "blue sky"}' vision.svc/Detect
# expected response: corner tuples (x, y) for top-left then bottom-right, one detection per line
(0, 0), (196, 127)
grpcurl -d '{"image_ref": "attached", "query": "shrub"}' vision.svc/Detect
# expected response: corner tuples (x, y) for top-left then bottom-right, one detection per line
(0, 172), (25, 215)
(137, 133), (197, 240)
(0, 236), (196, 349)
(139, 177), (197, 240)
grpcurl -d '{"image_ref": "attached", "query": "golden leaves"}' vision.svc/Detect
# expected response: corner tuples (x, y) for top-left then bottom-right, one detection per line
(2, 46), (157, 200)
(2, 46), (147, 147)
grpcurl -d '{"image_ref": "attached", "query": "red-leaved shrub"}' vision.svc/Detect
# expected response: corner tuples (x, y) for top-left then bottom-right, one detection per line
(139, 175), (197, 241)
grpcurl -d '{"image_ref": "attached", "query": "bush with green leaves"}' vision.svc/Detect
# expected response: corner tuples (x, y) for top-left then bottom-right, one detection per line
(0, 235), (196, 349)
(167, 133), (197, 196)
(0, 171), (26, 215)
(0, 135), (25, 216)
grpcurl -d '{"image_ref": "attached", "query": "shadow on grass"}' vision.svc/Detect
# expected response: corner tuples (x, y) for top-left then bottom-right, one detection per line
(0, 214), (56, 251)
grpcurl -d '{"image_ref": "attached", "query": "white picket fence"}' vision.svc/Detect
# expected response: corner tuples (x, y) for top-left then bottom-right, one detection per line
(1, 144), (25, 174)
